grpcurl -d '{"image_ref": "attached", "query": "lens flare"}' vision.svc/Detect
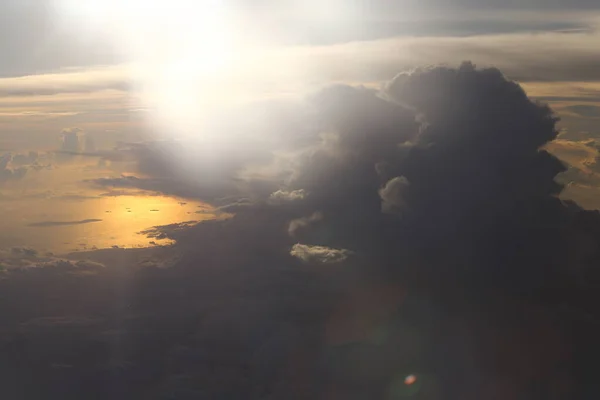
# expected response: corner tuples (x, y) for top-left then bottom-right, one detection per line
(404, 374), (417, 386)
(388, 372), (424, 398)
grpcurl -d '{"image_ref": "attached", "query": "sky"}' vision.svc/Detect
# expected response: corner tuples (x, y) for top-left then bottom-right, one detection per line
(2, 1), (600, 399)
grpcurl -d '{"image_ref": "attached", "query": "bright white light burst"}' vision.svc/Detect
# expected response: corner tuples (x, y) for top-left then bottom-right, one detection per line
(55, 0), (240, 137)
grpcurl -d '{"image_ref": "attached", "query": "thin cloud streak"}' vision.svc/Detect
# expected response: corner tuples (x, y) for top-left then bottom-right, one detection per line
(27, 219), (103, 227)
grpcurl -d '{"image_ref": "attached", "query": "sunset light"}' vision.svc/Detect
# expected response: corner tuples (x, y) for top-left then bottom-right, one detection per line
(2, 1), (600, 398)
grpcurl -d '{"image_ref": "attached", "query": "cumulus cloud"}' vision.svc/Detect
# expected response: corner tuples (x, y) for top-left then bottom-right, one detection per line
(0, 152), (36, 183)
(10, 151), (38, 166)
(290, 243), (352, 264)
(243, 62), (600, 295)
(0, 151), (51, 184)
(379, 176), (411, 215)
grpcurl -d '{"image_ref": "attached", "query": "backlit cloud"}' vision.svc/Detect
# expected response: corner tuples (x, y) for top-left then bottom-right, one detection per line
(290, 243), (352, 264)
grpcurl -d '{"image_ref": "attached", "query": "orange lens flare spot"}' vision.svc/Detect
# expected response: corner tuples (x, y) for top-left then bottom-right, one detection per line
(404, 374), (417, 386)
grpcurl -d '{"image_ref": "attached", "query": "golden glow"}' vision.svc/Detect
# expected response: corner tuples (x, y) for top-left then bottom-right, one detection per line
(0, 193), (219, 253)
(546, 139), (599, 174)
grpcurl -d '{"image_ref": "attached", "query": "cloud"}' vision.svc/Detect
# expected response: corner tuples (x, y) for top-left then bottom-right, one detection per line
(87, 175), (234, 201)
(212, 63), (598, 395)
(379, 176), (411, 215)
(56, 193), (101, 201)
(295, 29), (600, 84)
(82, 136), (282, 202)
(288, 211), (323, 236)
(0, 67), (129, 96)
(60, 127), (83, 152)
(562, 104), (600, 117)
(138, 221), (200, 241)
(290, 243), (352, 264)
(27, 219), (103, 228)
(268, 189), (307, 204)
(21, 259), (105, 271)
(0, 152), (37, 183)
(10, 151), (38, 166)
(0, 247), (105, 273)
(98, 189), (159, 197)
(250, 62), (600, 294)
(546, 139), (599, 173)
(0, 191), (100, 202)
(10, 246), (38, 257)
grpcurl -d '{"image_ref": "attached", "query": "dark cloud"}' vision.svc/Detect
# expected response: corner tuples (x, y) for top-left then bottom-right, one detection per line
(27, 219), (103, 228)
(138, 221), (199, 241)
(196, 63), (600, 396)
(0, 191), (99, 201)
(0, 247), (105, 272)
(98, 189), (159, 197)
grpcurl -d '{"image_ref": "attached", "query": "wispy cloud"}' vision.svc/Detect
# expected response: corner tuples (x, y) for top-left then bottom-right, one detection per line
(27, 219), (103, 228)
(0, 66), (130, 97)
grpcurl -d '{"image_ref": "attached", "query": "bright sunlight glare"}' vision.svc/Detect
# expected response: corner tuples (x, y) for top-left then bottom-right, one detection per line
(54, 0), (243, 138)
